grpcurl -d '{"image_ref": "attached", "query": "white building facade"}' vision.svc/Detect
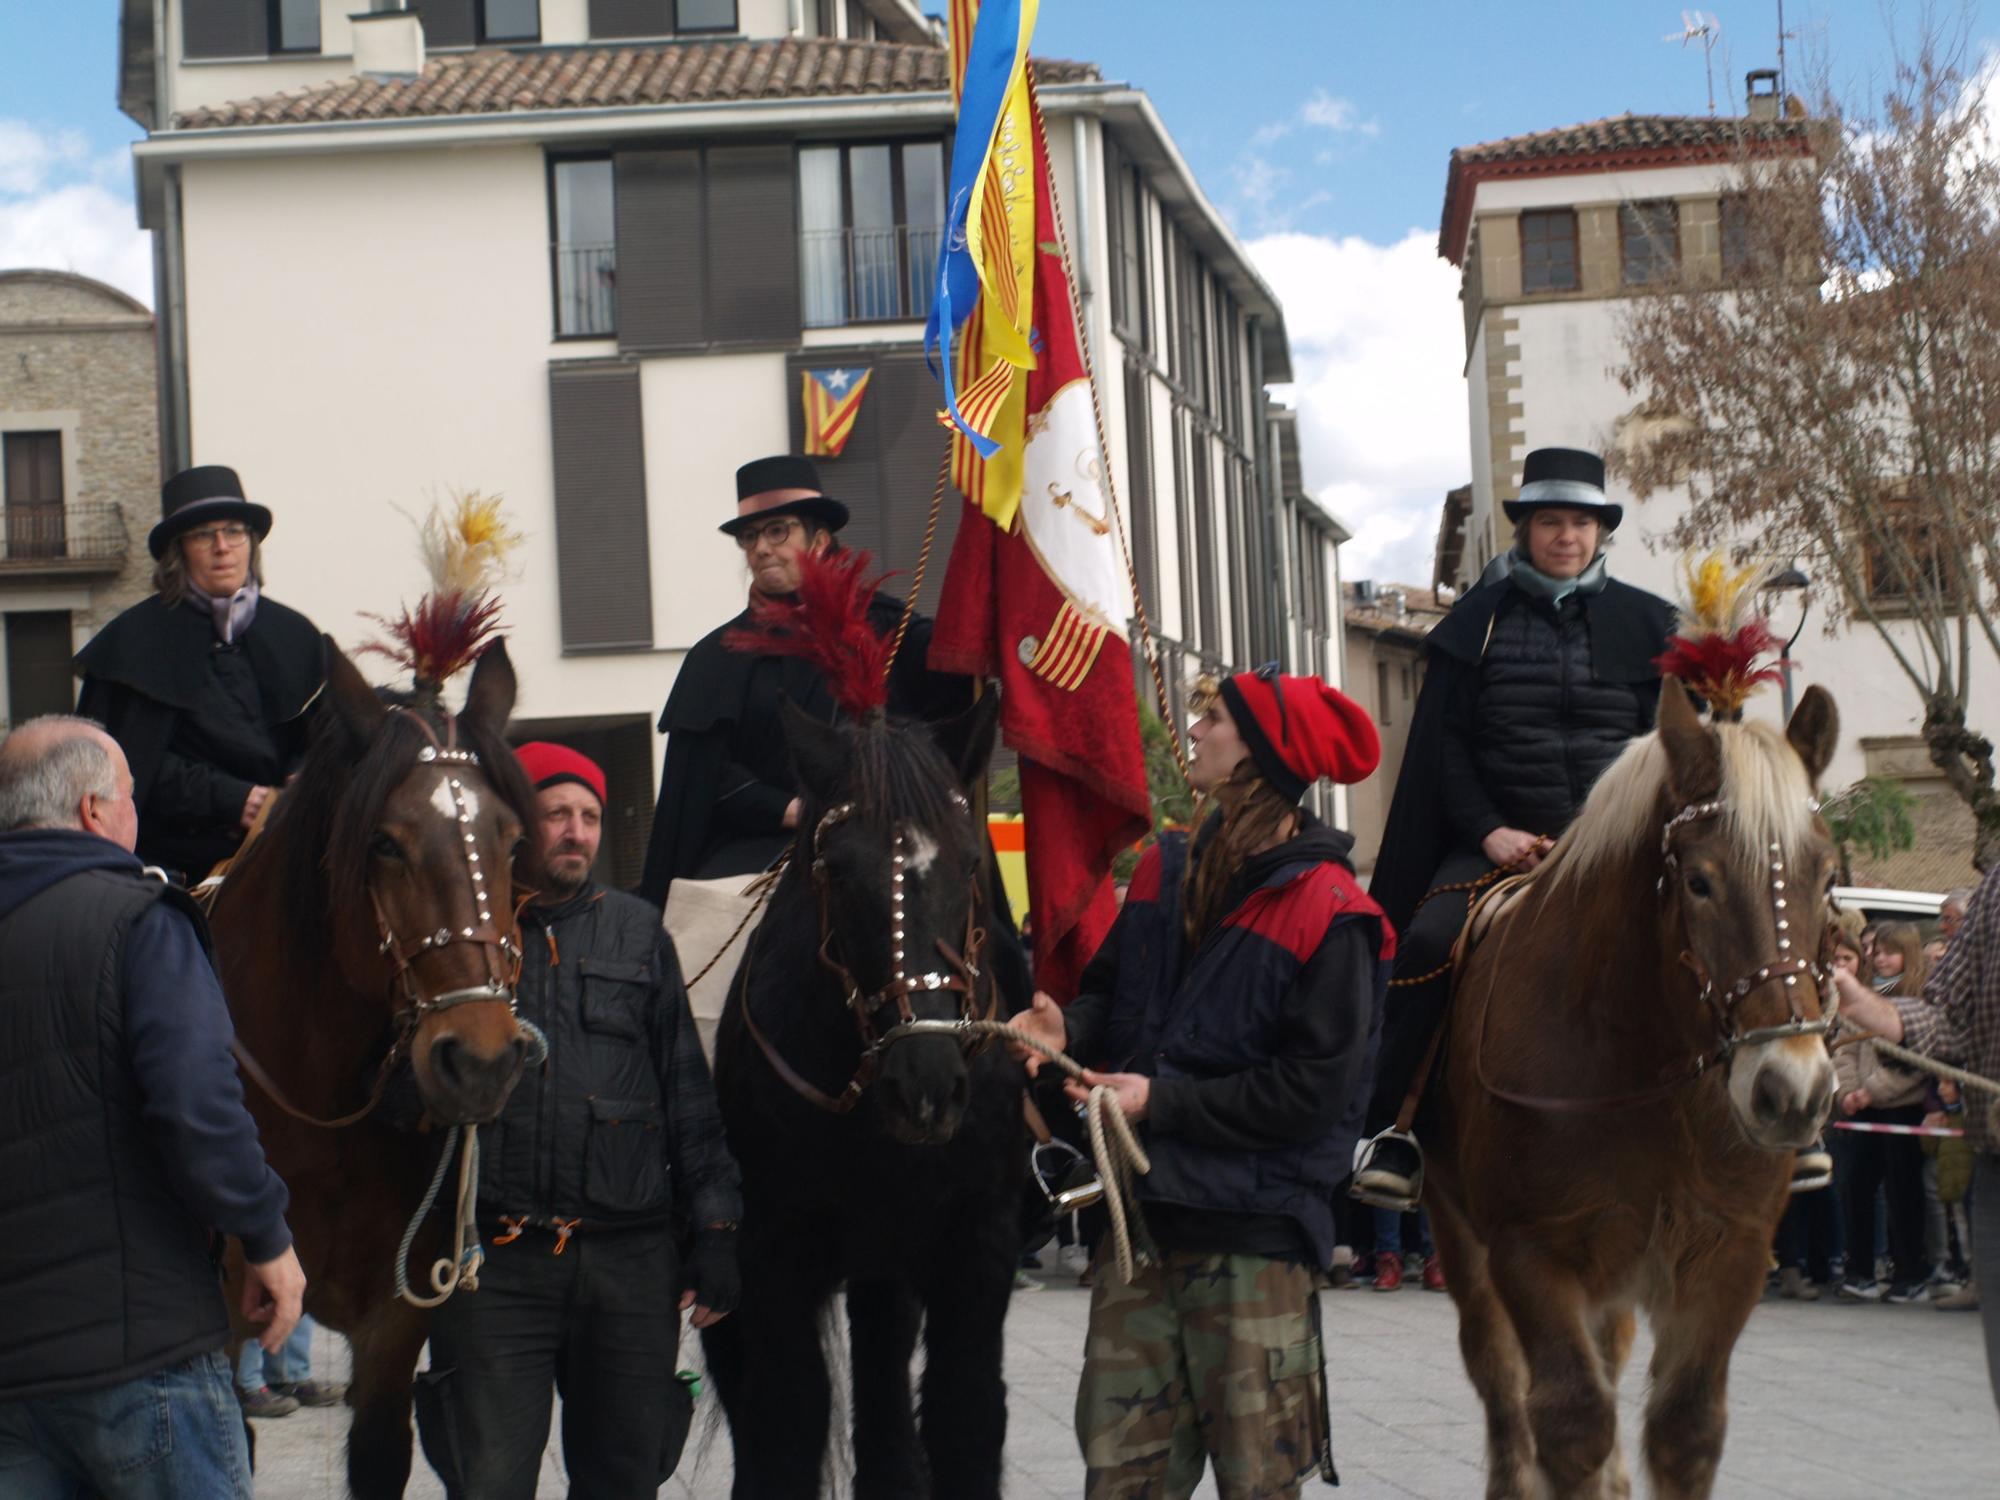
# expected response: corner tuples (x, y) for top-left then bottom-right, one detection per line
(118, 0), (1347, 878)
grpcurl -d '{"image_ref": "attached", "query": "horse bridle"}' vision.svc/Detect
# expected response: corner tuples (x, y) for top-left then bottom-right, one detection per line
(742, 795), (993, 1115)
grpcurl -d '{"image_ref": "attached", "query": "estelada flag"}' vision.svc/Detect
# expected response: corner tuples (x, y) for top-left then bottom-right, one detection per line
(929, 89), (1150, 1002)
(801, 367), (872, 458)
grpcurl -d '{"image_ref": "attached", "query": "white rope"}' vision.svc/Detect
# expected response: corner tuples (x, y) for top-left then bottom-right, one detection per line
(1865, 1037), (2000, 1140)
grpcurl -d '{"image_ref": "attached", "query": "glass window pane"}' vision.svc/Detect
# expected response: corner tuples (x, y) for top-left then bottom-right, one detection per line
(275, 0), (321, 50)
(901, 142), (944, 323)
(800, 148), (846, 328)
(676, 0), (737, 31)
(482, 0), (539, 40)
(554, 160), (617, 337)
(847, 146), (896, 320)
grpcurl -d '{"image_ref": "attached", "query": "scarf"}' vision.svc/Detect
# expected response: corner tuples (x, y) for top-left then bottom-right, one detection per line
(1508, 547), (1609, 606)
(187, 578), (260, 645)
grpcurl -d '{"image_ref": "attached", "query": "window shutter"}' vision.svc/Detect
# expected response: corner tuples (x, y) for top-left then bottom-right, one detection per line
(417, 0), (477, 48)
(182, 0), (268, 57)
(870, 357), (959, 617)
(589, 0), (672, 37)
(705, 144), (800, 346)
(548, 362), (653, 650)
(614, 149), (705, 351)
(4, 612), (75, 722)
(1122, 363), (1156, 624)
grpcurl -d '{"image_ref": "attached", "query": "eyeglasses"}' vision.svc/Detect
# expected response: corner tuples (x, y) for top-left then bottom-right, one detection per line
(735, 517), (803, 551)
(183, 523), (251, 550)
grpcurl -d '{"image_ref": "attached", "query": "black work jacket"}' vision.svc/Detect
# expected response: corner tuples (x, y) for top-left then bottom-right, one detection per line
(479, 882), (742, 1236)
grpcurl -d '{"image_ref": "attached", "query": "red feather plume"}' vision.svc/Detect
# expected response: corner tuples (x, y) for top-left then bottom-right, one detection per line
(723, 549), (894, 720)
(361, 590), (504, 690)
(1653, 619), (1784, 718)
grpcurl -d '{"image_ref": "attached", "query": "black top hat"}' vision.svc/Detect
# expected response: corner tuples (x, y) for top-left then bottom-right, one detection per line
(720, 455), (851, 537)
(149, 465), (274, 559)
(1502, 447), (1623, 531)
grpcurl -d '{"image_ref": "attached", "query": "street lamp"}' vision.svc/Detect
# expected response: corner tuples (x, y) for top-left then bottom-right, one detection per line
(1763, 565), (1811, 719)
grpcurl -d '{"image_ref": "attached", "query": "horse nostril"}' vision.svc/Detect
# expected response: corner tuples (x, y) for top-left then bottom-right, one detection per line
(1752, 1067), (1787, 1124)
(430, 1036), (464, 1092)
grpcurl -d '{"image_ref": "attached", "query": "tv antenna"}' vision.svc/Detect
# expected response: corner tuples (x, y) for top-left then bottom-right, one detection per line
(1667, 10), (1723, 114)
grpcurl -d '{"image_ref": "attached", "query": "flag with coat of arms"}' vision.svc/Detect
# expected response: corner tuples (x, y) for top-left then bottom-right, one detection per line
(801, 366), (873, 457)
(925, 0), (1151, 1003)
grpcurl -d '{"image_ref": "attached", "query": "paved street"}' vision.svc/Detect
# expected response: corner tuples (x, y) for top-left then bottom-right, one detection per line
(252, 1269), (1994, 1499)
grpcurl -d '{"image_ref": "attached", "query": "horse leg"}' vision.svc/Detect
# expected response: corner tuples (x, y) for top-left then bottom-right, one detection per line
(916, 1233), (1012, 1500)
(1641, 1236), (1766, 1500)
(1591, 1306), (1637, 1500)
(1430, 1201), (1535, 1500)
(847, 1277), (926, 1500)
(706, 1254), (831, 1500)
(344, 1300), (429, 1500)
(1486, 1234), (1617, 1499)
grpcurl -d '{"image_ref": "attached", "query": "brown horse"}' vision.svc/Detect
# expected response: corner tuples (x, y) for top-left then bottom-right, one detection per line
(209, 640), (541, 1499)
(1425, 678), (1841, 1500)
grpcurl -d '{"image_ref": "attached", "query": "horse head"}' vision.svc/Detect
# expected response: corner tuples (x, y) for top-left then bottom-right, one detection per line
(314, 640), (539, 1125)
(1655, 676), (1841, 1150)
(780, 691), (1002, 1146)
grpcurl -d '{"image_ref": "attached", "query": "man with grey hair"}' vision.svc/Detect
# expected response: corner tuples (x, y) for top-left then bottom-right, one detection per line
(1944, 887), (1976, 946)
(0, 715), (304, 1497)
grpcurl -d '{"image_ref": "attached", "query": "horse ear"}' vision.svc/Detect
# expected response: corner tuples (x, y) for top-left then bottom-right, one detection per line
(461, 641), (517, 739)
(1785, 684), (1839, 786)
(323, 638), (386, 748)
(780, 697), (848, 805)
(931, 688), (1002, 791)
(1656, 676), (1722, 802)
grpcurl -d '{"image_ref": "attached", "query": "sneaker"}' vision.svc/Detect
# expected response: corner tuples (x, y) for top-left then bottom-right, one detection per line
(240, 1386), (300, 1419)
(1788, 1143), (1833, 1193)
(1778, 1267), (1820, 1302)
(1058, 1243), (1091, 1279)
(1012, 1269), (1045, 1292)
(1350, 1130), (1423, 1213)
(272, 1380), (345, 1408)
(1372, 1251), (1405, 1292)
(1837, 1280), (1884, 1303)
(1936, 1281), (1980, 1311)
(1882, 1281), (1929, 1305)
(1421, 1254), (1448, 1293)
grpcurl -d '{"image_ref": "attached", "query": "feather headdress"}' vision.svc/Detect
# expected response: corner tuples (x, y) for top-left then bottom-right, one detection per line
(723, 549), (893, 720)
(363, 492), (523, 690)
(1652, 552), (1784, 719)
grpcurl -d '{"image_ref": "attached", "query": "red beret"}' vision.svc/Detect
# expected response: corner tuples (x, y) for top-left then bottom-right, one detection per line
(514, 741), (606, 807)
(1218, 672), (1380, 802)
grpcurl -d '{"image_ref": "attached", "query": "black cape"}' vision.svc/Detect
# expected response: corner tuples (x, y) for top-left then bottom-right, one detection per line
(74, 594), (325, 864)
(1367, 573), (1675, 936)
(638, 592), (969, 906)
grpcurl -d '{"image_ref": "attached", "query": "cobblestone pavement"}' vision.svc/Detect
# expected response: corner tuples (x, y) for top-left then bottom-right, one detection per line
(252, 1273), (1994, 1499)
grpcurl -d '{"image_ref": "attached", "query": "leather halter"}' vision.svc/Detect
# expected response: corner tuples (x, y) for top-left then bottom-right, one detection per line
(742, 796), (993, 1115)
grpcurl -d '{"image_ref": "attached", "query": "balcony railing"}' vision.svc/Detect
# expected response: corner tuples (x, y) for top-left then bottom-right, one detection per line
(555, 242), (617, 338)
(0, 502), (130, 572)
(802, 224), (944, 328)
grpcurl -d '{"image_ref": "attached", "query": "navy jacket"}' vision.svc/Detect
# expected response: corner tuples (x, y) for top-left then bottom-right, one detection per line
(1063, 819), (1393, 1267)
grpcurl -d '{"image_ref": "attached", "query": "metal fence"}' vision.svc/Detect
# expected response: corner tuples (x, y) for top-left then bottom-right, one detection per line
(555, 242), (617, 337)
(0, 502), (129, 567)
(802, 224), (943, 328)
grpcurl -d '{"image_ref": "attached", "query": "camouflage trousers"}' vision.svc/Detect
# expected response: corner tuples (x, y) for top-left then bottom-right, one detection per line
(1075, 1249), (1325, 1500)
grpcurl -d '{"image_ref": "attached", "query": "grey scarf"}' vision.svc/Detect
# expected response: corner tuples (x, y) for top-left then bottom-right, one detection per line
(1508, 547), (1609, 606)
(188, 578), (260, 644)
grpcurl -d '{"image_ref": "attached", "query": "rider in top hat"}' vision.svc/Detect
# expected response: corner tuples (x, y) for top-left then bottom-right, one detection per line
(638, 455), (970, 906)
(1351, 447), (1675, 1210)
(74, 465), (325, 882)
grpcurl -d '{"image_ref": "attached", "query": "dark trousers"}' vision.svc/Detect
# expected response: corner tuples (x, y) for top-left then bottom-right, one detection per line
(422, 1226), (682, 1500)
(1842, 1108), (1927, 1287)
(1366, 849), (1495, 1133)
(1774, 1172), (1843, 1283)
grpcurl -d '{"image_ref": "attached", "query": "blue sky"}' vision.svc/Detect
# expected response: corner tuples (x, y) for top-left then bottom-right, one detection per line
(5, 2), (1999, 581)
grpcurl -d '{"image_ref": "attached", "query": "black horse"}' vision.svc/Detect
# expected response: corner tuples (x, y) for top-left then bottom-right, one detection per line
(702, 691), (1030, 1500)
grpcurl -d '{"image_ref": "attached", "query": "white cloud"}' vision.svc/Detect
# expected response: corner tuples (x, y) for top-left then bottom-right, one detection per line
(1248, 228), (1469, 587)
(1299, 91), (1381, 138)
(0, 122), (152, 306)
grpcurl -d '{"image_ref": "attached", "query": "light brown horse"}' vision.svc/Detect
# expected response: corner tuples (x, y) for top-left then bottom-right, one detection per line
(210, 640), (541, 1499)
(1426, 679), (1840, 1500)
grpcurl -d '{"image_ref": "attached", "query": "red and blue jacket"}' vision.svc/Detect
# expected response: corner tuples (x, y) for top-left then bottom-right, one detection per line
(1063, 817), (1393, 1268)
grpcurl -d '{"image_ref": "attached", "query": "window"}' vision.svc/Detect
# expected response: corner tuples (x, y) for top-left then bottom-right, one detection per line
(1168, 234), (1208, 409)
(799, 0), (836, 35)
(1864, 496), (1960, 607)
(676, 0), (736, 30)
(269, 0), (320, 51)
(3, 432), (63, 561)
(1106, 148), (1148, 350)
(1123, 362), (1157, 621)
(800, 141), (945, 327)
(1620, 200), (1679, 286)
(1520, 209), (1578, 293)
(843, 0), (870, 39)
(1720, 194), (1752, 277)
(551, 157), (617, 338)
(1376, 661), (1392, 726)
(4, 613), (74, 724)
(480, 0), (539, 42)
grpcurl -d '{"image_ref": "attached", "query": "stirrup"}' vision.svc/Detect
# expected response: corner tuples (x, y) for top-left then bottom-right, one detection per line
(1031, 1139), (1103, 1214)
(1349, 1128), (1423, 1213)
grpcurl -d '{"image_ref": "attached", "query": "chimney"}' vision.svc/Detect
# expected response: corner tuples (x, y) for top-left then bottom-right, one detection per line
(352, 7), (425, 80)
(1351, 579), (1376, 604)
(1746, 69), (1780, 121)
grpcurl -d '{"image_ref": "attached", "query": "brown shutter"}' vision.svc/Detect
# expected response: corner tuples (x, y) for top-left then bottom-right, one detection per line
(182, 0), (268, 57)
(417, 0), (477, 48)
(615, 148), (705, 351)
(548, 362), (653, 650)
(4, 612), (75, 721)
(589, 0), (672, 37)
(705, 144), (800, 346)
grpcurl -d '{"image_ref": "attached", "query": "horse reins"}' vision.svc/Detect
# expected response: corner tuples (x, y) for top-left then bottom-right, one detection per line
(742, 797), (994, 1115)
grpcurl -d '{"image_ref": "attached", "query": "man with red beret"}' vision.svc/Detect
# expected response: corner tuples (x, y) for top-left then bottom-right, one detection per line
(417, 742), (741, 1498)
(1010, 669), (1392, 1498)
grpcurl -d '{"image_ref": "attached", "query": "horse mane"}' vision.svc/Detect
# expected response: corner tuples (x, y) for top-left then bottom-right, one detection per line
(822, 714), (974, 864)
(1545, 718), (1818, 891)
(243, 689), (540, 959)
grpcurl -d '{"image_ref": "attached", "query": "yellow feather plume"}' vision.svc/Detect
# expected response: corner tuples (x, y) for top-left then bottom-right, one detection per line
(1678, 552), (1775, 640)
(418, 492), (522, 599)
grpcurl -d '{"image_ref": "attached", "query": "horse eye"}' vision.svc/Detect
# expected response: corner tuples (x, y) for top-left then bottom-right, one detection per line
(1684, 872), (1713, 900)
(371, 832), (404, 863)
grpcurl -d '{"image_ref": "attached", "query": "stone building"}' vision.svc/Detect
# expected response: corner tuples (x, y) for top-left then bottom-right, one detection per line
(1340, 579), (1449, 875)
(0, 271), (155, 730)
